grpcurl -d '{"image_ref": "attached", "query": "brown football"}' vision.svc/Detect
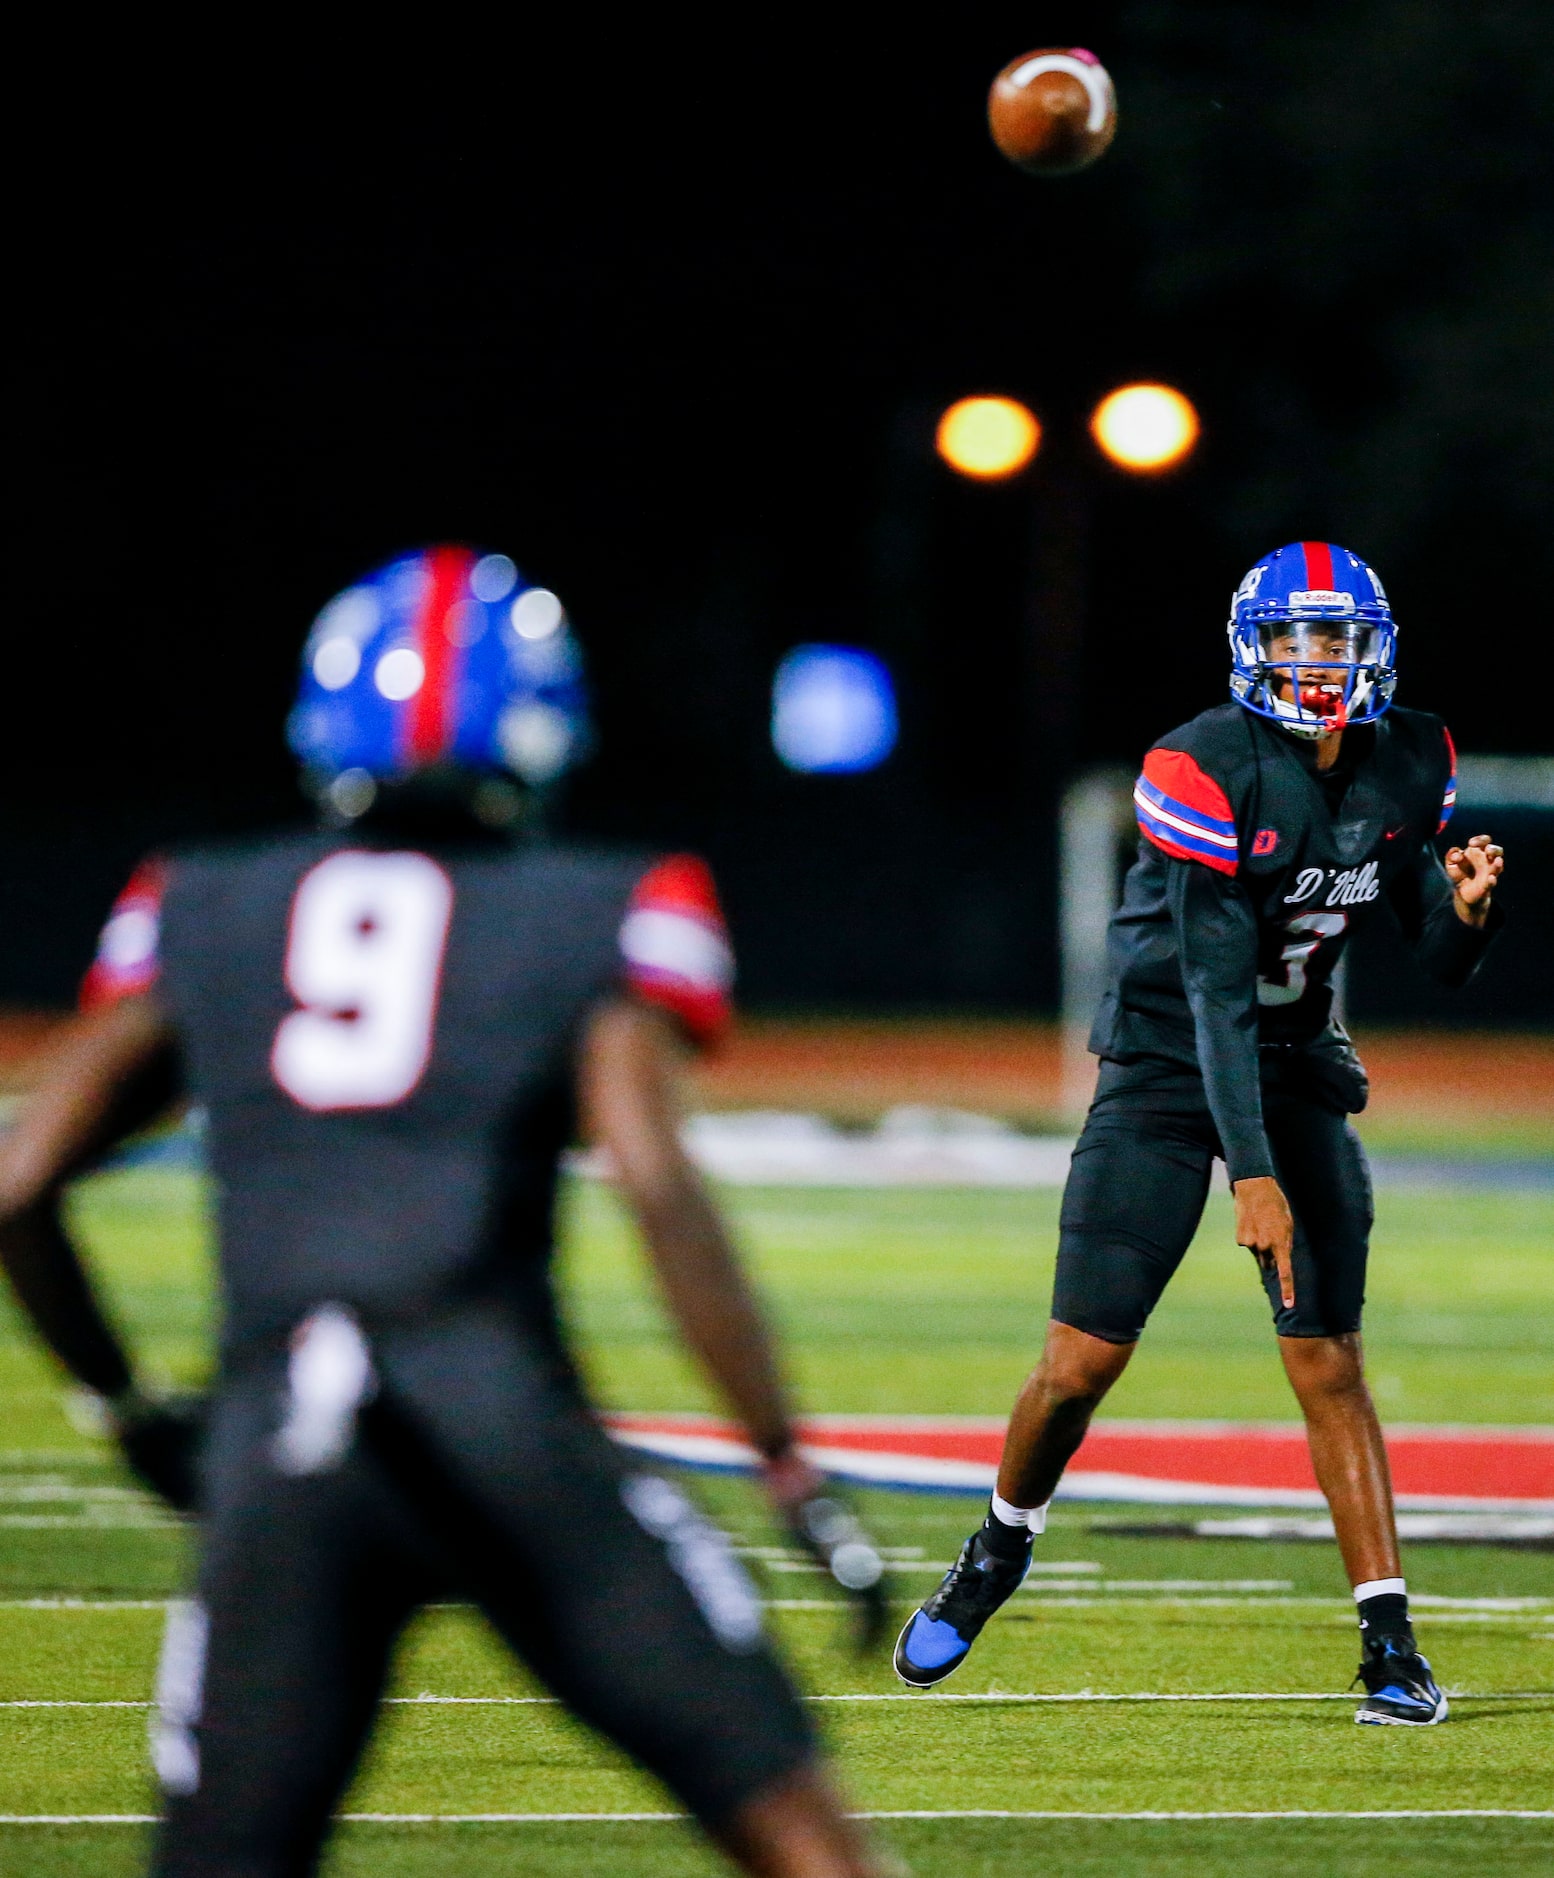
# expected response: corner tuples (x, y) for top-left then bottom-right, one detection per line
(988, 48), (1117, 177)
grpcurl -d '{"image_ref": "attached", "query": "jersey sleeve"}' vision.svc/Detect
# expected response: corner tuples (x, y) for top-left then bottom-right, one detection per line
(617, 854), (735, 1049)
(79, 860), (168, 1010)
(1133, 747), (1241, 876)
(1386, 837), (1503, 988)
(1165, 859), (1275, 1182)
(1438, 725), (1457, 832)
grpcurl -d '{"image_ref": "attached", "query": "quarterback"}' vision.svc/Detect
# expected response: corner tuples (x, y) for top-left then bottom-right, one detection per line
(895, 541), (1504, 1725)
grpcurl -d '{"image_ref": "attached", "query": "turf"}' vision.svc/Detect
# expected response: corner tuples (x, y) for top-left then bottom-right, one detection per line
(0, 1166), (1550, 1874)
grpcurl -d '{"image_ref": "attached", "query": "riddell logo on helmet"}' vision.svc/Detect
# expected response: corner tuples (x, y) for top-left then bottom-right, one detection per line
(1288, 590), (1356, 612)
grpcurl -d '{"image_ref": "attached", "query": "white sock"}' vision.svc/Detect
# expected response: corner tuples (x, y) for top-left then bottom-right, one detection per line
(1353, 1577), (1406, 1604)
(990, 1493), (1050, 1535)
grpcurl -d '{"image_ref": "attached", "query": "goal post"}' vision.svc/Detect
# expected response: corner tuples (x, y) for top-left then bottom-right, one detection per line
(1058, 768), (1134, 1123)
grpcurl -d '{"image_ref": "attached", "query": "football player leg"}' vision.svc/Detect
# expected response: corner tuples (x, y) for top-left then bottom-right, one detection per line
(152, 1378), (438, 1877)
(1260, 1094), (1447, 1726)
(367, 1312), (881, 1877)
(895, 1066), (1215, 1688)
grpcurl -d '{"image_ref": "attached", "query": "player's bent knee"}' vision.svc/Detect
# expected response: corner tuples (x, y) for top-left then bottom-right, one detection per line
(1043, 1320), (1136, 1389)
(1279, 1332), (1368, 1401)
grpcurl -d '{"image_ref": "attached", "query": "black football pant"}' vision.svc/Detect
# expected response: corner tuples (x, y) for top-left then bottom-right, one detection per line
(1052, 1053), (1374, 1343)
(152, 1303), (813, 1877)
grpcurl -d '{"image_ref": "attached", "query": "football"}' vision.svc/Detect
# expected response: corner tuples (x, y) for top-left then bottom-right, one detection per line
(987, 47), (1117, 176)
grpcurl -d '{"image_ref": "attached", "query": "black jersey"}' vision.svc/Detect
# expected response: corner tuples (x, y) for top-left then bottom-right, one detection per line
(83, 832), (734, 1358)
(1090, 703), (1499, 1180)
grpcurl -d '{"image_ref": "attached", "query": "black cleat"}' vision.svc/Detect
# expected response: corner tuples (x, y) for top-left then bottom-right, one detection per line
(1354, 1634), (1449, 1725)
(893, 1530), (1030, 1688)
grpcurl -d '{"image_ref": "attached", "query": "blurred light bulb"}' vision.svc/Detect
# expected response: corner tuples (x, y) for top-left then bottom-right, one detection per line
(470, 553), (518, 602)
(374, 648), (425, 700)
(499, 702), (573, 782)
(510, 588), (564, 640)
(772, 646), (898, 774)
(1090, 383), (1200, 472)
(935, 397), (1041, 480)
(312, 638), (361, 691)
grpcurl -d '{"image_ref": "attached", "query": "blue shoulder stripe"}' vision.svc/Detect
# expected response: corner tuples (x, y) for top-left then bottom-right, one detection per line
(1134, 774), (1239, 848)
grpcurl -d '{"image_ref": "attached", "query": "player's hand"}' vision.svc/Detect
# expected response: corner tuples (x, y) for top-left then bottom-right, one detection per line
(1444, 833), (1503, 926)
(763, 1450), (888, 1652)
(109, 1386), (205, 1513)
(1234, 1175), (1296, 1312)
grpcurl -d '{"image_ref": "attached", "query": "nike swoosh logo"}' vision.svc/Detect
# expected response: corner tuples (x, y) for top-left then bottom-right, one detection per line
(1384, 826), (1406, 840)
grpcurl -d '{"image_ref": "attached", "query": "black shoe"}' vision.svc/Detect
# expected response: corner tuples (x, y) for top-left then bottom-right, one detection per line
(1354, 1634), (1449, 1726)
(893, 1530), (1030, 1688)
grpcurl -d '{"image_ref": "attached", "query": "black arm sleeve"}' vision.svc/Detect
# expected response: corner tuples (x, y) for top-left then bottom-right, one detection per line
(0, 1035), (183, 1397)
(0, 1197), (134, 1396)
(1165, 859), (1276, 1183)
(1386, 840), (1504, 987)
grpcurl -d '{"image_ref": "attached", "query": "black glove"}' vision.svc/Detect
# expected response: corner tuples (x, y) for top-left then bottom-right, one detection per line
(786, 1492), (888, 1652)
(111, 1388), (205, 1513)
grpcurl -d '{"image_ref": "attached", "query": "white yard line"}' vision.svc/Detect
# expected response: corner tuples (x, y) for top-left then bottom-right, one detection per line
(5, 1594), (1545, 1620)
(858, 1809), (1554, 1821)
(0, 1700), (152, 1709)
(6, 1690), (1549, 1710)
(5, 1809), (1552, 1825)
(0, 1599), (171, 1610)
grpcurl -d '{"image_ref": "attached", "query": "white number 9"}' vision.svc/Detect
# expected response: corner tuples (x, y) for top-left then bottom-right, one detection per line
(271, 851), (454, 1111)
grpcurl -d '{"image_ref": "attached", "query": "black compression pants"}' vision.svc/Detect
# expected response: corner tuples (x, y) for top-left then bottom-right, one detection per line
(152, 1304), (813, 1877)
(1052, 1055), (1374, 1343)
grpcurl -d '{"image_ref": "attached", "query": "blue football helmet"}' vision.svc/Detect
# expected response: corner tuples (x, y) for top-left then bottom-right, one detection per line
(1228, 541), (1397, 739)
(287, 545), (591, 789)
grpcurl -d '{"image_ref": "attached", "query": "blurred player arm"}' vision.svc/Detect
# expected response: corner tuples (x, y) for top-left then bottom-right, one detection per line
(580, 996), (888, 1639)
(0, 994), (199, 1505)
(1387, 836), (1504, 986)
(580, 996), (804, 1471)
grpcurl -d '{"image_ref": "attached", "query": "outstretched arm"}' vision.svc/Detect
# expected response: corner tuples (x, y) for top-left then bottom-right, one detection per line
(579, 996), (802, 1474)
(0, 995), (199, 1504)
(579, 995), (886, 1640)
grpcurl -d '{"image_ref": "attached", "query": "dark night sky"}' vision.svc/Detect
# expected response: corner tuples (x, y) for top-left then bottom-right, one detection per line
(9, 6), (1552, 1011)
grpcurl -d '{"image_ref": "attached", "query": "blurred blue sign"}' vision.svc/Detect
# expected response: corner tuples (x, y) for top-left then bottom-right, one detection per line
(772, 645), (898, 774)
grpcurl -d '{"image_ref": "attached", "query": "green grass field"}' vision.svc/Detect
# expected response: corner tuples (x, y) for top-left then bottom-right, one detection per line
(2, 1166), (1551, 1875)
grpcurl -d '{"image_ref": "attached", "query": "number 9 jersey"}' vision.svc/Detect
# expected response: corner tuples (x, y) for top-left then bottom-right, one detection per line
(1092, 701), (1502, 1182)
(81, 835), (734, 1360)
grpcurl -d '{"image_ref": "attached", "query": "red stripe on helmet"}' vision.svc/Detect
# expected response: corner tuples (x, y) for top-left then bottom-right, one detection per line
(1301, 540), (1335, 591)
(405, 545), (473, 766)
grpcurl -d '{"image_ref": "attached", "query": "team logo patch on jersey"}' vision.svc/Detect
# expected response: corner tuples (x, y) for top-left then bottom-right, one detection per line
(1252, 828), (1279, 856)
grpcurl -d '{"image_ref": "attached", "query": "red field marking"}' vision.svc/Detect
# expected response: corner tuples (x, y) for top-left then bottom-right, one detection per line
(606, 1412), (1554, 1509)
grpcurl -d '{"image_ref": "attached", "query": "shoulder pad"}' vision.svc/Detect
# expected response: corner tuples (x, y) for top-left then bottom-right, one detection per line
(1133, 746), (1240, 876)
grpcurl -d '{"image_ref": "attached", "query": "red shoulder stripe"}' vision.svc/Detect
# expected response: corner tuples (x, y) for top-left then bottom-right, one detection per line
(1133, 748), (1240, 876)
(618, 854), (734, 1048)
(80, 859), (168, 1009)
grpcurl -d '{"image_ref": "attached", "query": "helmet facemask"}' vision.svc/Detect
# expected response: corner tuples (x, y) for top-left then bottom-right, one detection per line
(1229, 612), (1397, 740)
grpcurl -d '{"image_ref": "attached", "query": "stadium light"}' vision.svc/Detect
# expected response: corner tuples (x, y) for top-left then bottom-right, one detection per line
(1090, 382), (1199, 473)
(772, 646), (898, 774)
(935, 396), (1041, 481)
